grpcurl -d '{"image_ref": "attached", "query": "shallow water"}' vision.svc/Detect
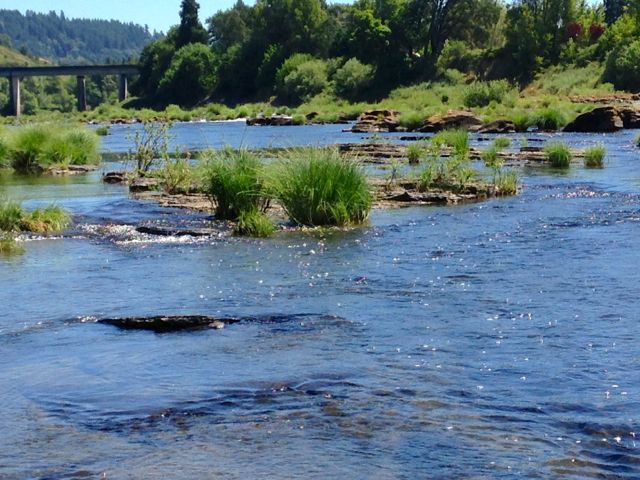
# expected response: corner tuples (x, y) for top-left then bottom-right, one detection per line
(1, 123), (640, 479)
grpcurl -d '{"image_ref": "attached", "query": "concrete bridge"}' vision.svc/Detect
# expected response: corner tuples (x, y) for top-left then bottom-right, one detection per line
(0, 65), (140, 116)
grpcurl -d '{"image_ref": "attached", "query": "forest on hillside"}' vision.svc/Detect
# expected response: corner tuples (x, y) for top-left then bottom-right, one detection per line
(134, 0), (639, 107)
(0, 9), (160, 64)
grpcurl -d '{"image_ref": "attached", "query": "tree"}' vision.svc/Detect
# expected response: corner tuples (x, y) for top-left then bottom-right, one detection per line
(158, 43), (217, 106)
(175, 0), (209, 49)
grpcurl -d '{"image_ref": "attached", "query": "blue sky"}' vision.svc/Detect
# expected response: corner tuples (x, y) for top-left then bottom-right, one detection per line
(4, 1), (252, 33)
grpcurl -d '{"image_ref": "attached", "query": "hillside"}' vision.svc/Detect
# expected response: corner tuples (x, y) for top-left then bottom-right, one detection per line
(0, 9), (160, 64)
(0, 44), (35, 66)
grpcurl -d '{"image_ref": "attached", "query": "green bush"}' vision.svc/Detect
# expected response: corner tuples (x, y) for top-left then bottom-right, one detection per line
(545, 142), (572, 168)
(280, 59), (329, 103)
(462, 80), (512, 108)
(603, 39), (640, 92)
(203, 148), (270, 220)
(534, 108), (566, 131)
(333, 58), (374, 100)
(583, 144), (606, 168)
(272, 148), (371, 226)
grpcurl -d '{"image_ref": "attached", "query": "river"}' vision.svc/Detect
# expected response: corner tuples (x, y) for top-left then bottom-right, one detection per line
(1, 122), (639, 479)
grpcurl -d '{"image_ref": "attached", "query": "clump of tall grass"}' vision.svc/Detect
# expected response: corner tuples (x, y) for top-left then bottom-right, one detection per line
(406, 142), (425, 164)
(0, 133), (9, 169)
(7, 124), (100, 173)
(0, 198), (70, 233)
(494, 169), (519, 195)
(95, 126), (110, 136)
(534, 108), (567, 131)
(20, 206), (71, 233)
(234, 209), (275, 237)
(431, 129), (469, 159)
(545, 141), (572, 168)
(0, 198), (24, 232)
(272, 148), (371, 226)
(493, 137), (511, 150)
(399, 112), (425, 131)
(481, 147), (501, 169)
(511, 111), (532, 132)
(583, 144), (606, 168)
(417, 142), (477, 192)
(203, 148), (270, 221)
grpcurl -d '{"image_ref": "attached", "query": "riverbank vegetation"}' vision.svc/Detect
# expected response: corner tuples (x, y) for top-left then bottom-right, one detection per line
(1, 0), (639, 128)
(0, 198), (71, 234)
(0, 124), (100, 173)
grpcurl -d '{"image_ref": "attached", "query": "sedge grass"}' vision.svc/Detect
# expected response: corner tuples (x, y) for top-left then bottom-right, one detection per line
(234, 209), (275, 237)
(272, 148), (371, 227)
(20, 205), (71, 233)
(545, 142), (572, 168)
(583, 144), (606, 168)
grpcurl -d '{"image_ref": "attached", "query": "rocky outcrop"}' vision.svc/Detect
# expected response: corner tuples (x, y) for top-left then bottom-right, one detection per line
(350, 109), (400, 133)
(103, 171), (127, 184)
(339, 143), (407, 161)
(129, 177), (160, 193)
(563, 106), (624, 132)
(478, 119), (516, 134)
(568, 93), (640, 104)
(99, 315), (235, 333)
(46, 165), (97, 176)
(246, 114), (294, 126)
(618, 107), (640, 129)
(418, 110), (482, 132)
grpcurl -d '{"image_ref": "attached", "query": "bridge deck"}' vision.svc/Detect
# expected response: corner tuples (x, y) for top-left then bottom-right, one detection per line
(0, 65), (140, 77)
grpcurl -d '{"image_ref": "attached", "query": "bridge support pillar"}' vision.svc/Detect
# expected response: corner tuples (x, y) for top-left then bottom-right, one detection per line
(76, 75), (87, 112)
(118, 74), (128, 102)
(9, 75), (21, 117)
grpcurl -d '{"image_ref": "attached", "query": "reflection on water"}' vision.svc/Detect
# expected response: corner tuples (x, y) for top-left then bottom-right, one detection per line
(1, 125), (640, 478)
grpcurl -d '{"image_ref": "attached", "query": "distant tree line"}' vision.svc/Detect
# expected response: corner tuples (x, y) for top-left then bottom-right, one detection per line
(133, 0), (640, 107)
(0, 9), (161, 64)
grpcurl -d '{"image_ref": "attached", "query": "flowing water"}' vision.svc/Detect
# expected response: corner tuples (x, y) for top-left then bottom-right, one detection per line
(1, 122), (639, 479)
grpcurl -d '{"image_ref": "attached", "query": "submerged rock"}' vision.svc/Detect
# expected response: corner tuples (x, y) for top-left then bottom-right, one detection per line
(136, 225), (219, 237)
(246, 115), (294, 126)
(563, 106), (624, 132)
(418, 110), (482, 133)
(100, 315), (236, 332)
(103, 171), (128, 184)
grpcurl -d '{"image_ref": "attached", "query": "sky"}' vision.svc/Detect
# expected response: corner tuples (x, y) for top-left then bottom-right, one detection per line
(2, 1), (252, 34)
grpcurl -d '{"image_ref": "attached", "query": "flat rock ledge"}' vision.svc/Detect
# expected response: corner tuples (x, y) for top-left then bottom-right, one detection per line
(100, 315), (237, 332)
(46, 165), (97, 176)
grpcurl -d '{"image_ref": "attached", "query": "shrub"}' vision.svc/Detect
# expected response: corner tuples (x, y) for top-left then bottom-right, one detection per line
(462, 80), (512, 108)
(235, 209), (274, 237)
(545, 142), (572, 168)
(534, 108), (566, 131)
(583, 144), (606, 168)
(276, 55), (329, 103)
(272, 148), (371, 226)
(333, 58), (374, 100)
(203, 148), (270, 220)
(129, 122), (172, 175)
(158, 154), (194, 194)
(603, 39), (640, 91)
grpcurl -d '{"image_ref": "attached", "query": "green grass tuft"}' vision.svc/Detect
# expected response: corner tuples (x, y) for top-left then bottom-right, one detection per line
(272, 148), (371, 226)
(493, 137), (511, 150)
(203, 148), (270, 220)
(234, 209), (275, 237)
(406, 142), (425, 164)
(20, 205), (71, 233)
(534, 108), (566, 131)
(0, 198), (24, 232)
(494, 169), (519, 195)
(583, 144), (606, 168)
(545, 141), (572, 168)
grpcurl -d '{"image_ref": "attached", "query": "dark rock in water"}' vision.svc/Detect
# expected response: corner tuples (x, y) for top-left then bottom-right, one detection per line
(350, 109), (400, 133)
(563, 106), (623, 132)
(246, 115), (293, 126)
(103, 171), (127, 184)
(129, 177), (160, 193)
(520, 146), (543, 153)
(618, 107), (640, 129)
(478, 119), (516, 134)
(399, 136), (425, 141)
(386, 191), (450, 204)
(418, 110), (482, 133)
(136, 225), (218, 237)
(100, 315), (236, 333)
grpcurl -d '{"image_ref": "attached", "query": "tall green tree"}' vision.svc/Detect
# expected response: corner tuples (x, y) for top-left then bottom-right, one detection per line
(176, 0), (209, 48)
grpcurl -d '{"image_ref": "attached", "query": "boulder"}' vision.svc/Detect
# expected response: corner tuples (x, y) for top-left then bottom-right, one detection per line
(418, 110), (482, 132)
(478, 119), (516, 134)
(103, 171), (127, 184)
(618, 107), (640, 129)
(129, 177), (159, 193)
(563, 106), (623, 132)
(246, 114), (293, 126)
(350, 109), (400, 133)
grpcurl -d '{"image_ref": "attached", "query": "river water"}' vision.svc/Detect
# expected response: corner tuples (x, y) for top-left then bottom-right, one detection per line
(1, 122), (639, 479)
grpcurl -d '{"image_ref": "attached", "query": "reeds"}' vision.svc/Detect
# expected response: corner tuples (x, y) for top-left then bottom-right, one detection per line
(544, 141), (572, 168)
(583, 144), (606, 168)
